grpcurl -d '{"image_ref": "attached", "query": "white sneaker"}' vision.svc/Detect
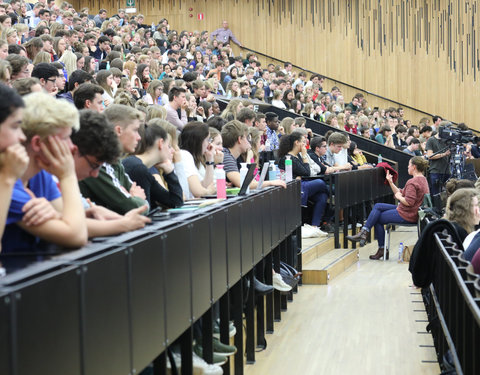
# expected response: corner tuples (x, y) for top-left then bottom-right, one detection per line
(192, 352), (224, 375)
(312, 226), (328, 237)
(302, 224), (318, 238)
(272, 273), (292, 292)
(168, 351), (221, 375)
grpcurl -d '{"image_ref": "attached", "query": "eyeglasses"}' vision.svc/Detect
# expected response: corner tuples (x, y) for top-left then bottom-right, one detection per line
(83, 155), (103, 171)
(46, 78), (57, 84)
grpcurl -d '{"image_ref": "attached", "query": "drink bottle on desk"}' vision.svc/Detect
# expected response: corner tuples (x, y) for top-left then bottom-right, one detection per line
(285, 155), (293, 182)
(265, 139), (271, 152)
(215, 165), (226, 199)
(239, 163), (250, 193)
(268, 161), (276, 181)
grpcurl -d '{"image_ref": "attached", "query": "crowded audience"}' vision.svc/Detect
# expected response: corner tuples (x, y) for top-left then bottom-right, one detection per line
(2, 3), (480, 373)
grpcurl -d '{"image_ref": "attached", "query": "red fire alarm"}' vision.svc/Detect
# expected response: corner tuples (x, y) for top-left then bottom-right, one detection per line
(189, 14), (193, 17)
(189, 7), (193, 11)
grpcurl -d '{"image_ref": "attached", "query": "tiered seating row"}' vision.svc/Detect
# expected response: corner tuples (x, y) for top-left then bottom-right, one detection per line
(0, 181), (301, 375)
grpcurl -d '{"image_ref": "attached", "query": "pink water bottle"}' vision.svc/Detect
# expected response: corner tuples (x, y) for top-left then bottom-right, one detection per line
(215, 164), (226, 199)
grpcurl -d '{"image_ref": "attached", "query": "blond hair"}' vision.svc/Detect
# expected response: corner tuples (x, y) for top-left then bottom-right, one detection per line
(147, 118), (178, 147)
(146, 104), (167, 121)
(104, 104), (142, 128)
(22, 92), (79, 141)
(59, 49), (77, 77)
(446, 188), (479, 233)
(32, 51), (52, 65)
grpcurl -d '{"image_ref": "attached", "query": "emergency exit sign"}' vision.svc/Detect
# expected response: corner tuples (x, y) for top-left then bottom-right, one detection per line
(126, 0), (135, 7)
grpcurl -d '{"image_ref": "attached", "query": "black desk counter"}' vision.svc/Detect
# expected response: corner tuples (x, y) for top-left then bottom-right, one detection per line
(0, 181), (301, 375)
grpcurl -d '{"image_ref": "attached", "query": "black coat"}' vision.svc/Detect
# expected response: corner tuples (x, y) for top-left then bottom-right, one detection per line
(408, 219), (464, 288)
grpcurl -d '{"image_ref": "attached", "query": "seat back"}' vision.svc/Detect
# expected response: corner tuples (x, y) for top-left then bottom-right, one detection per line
(466, 264), (479, 282)
(422, 193), (433, 208)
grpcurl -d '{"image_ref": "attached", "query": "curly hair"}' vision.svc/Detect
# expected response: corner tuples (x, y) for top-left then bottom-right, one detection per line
(409, 156), (429, 174)
(278, 132), (303, 159)
(72, 110), (122, 164)
(446, 188), (479, 233)
(445, 179), (475, 197)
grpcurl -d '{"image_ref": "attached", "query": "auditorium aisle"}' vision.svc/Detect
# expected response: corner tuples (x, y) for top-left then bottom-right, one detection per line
(245, 229), (440, 375)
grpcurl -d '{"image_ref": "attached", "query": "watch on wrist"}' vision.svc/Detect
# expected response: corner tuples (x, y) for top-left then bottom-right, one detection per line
(205, 161), (215, 166)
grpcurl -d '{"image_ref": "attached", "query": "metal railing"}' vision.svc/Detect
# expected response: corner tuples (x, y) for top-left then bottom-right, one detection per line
(421, 230), (480, 374)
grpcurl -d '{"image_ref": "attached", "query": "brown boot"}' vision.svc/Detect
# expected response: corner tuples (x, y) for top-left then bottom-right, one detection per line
(346, 229), (368, 247)
(369, 247), (389, 260)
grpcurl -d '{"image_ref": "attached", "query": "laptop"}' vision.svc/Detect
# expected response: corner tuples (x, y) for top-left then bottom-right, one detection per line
(237, 163), (257, 196)
(202, 163), (257, 199)
(255, 161), (271, 190)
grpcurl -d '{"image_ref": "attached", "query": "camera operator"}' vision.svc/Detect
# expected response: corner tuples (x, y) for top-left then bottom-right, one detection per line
(471, 136), (480, 158)
(426, 121), (451, 195)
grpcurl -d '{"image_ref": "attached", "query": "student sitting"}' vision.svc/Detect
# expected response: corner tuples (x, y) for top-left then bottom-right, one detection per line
(0, 84), (29, 252)
(375, 125), (394, 147)
(179, 122), (219, 198)
(403, 138), (420, 156)
(79, 104), (149, 215)
(122, 122), (183, 209)
(220, 120), (285, 190)
(2, 92), (88, 253)
(72, 110), (151, 238)
(348, 141), (367, 165)
(278, 132), (331, 235)
(324, 132), (353, 172)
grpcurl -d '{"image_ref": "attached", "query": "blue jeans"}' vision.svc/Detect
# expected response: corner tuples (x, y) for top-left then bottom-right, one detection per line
(364, 203), (412, 247)
(301, 179), (329, 227)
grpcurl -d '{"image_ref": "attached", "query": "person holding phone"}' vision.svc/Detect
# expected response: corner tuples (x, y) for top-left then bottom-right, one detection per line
(347, 156), (429, 260)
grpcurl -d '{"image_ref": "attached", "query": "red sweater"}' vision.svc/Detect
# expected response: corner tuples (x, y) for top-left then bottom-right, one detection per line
(397, 176), (429, 222)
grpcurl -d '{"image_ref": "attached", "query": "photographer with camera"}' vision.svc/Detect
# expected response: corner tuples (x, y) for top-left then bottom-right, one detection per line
(427, 121), (476, 195)
(426, 121), (451, 195)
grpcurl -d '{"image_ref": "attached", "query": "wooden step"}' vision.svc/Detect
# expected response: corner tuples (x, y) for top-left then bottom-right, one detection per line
(302, 249), (359, 285)
(301, 227), (358, 266)
(301, 236), (333, 265)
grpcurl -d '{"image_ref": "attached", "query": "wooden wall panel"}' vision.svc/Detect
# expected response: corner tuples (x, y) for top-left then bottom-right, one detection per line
(73, 0), (480, 129)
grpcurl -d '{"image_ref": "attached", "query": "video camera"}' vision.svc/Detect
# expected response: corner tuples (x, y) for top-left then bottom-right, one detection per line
(438, 124), (474, 143)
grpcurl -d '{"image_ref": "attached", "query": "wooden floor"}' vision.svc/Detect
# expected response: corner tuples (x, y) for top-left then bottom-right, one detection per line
(245, 228), (441, 375)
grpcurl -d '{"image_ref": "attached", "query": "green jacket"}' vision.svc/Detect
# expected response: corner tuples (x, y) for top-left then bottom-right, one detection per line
(79, 162), (148, 215)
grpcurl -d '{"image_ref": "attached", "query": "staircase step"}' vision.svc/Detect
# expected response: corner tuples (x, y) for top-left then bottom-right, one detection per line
(301, 236), (333, 265)
(301, 228), (357, 266)
(302, 249), (359, 285)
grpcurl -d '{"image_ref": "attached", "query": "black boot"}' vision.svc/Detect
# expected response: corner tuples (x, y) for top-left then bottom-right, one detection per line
(369, 247), (389, 260)
(346, 228), (368, 247)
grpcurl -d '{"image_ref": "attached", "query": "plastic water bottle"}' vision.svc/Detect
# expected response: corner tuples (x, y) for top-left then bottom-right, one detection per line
(377, 154), (382, 164)
(268, 161), (276, 181)
(151, 22), (156, 32)
(215, 165), (226, 199)
(240, 163), (248, 185)
(106, 61), (110, 70)
(398, 242), (404, 262)
(265, 138), (271, 152)
(239, 163), (250, 193)
(285, 155), (293, 182)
